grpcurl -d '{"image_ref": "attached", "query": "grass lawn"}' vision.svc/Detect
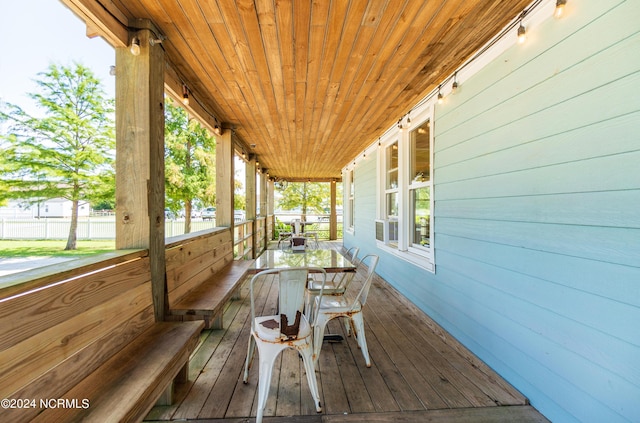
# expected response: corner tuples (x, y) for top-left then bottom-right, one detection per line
(0, 240), (116, 258)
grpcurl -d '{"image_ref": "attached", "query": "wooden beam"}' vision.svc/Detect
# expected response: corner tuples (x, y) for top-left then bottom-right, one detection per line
(115, 28), (167, 321)
(60, 0), (128, 48)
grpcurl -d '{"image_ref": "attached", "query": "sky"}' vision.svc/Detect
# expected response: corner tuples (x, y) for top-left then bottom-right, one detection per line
(0, 0), (115, 115)
(0, 0), (247, 192)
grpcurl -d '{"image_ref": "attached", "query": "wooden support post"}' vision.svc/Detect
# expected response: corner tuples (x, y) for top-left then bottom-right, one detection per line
(259, 171), (268, 249)
(246, 156), (256, 258)
(267, 178), (275, 240)
(115, 26), (166, 322)
(330, 180), (338, 240)
(215, 129), (234, 230)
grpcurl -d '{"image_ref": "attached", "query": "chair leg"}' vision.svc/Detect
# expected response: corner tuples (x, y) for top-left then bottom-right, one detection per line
(350, 313), (371, 367)
(299, 341), (322, 412)
(255, 343), (282, 423)
(343, 316), (352, 337)
(313, 316), (329, 364)
(243, 335), (256, 383)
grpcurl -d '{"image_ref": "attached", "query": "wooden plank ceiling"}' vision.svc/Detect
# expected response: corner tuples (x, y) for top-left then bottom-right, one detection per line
(71, 0), (533, 181)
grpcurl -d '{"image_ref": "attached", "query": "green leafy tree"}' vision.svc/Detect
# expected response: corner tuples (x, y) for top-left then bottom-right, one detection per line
(164, 98), (216, 233)
(276, 182), (328, 219)
(0, 63), (115, 250)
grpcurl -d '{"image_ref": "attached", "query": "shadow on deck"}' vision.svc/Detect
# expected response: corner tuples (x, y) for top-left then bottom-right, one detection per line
(145, 241), (548, 423)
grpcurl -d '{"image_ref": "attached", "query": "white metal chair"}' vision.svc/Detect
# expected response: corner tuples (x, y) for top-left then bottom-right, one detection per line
(313, 254), (379, 367)
(305, 247), (360, 314)
(243, 267), (327, 423)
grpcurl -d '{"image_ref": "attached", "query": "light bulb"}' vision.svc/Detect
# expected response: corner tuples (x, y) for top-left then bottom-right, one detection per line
(130, 37), (141, 56)
(517, 24), (526, 44)
(554, 0), (566, 19)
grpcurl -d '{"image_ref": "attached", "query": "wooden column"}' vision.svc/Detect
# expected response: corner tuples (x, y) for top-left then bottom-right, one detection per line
(245, 156), (256, 258)
(267, 178), (275, 240)
(259, 172), (268, 217)
(259, 171), (268, 249)
(215, 129), (234, 229)
(330, 180), (338, 240)
(115, 27), (166, 321)
(245, 156), (256, 221)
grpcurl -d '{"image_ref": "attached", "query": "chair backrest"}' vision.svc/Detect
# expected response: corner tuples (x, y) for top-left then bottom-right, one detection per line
(278, 268), (309, 328)
(344, 246), (360, 266)
(350, 254), (379, 308)
(249, 267), (327, 334)
(291, 219), (302, 235)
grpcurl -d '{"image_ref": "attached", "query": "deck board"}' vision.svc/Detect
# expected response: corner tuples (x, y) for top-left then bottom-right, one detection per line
(145, 241), (547, 423)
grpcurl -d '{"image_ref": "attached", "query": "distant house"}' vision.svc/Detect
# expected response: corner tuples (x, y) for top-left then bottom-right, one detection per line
(0, 199), (90, 218)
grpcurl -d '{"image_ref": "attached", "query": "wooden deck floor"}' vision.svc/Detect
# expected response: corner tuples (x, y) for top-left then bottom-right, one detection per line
(145, 242), (548, 423)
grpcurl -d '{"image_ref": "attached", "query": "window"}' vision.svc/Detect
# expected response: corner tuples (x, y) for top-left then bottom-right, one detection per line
(377, 107), (434, 271)
(347, 169), (355, 231)
(384, 141), (399, 248)
(409, 121), (431, 250)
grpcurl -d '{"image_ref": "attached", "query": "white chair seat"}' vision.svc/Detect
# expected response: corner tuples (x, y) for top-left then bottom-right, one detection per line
(254, 314), (313, 341)
(308, 279), (345, 294)
(317, 295), (361, 312)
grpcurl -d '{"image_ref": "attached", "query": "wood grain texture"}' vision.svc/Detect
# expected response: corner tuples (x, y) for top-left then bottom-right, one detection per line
(146, 242), (538, 422)
(68, 0), (532, 180)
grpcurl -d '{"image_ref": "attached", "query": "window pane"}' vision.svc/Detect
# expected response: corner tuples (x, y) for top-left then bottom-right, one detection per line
(411, 187), (430, 247)
(386, 142), (398, 189)
(410, 121), (430, 183)
(386, 191), (398, 218)
(348, 170), (354, 228)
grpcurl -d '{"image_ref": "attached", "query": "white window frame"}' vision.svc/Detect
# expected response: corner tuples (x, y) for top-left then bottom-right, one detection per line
(376, 103), (434, 272)
(345, 168), (355, 234)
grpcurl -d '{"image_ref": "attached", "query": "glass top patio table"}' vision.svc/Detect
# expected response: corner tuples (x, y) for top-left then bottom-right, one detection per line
(252, 249), (356, 273)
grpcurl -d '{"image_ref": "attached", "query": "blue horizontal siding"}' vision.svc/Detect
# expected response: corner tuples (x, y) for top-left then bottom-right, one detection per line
(347, 1), (640, 422)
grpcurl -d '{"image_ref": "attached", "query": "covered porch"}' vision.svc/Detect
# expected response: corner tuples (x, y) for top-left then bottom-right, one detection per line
(3, 0), (638, 421)
(146, 242), (545, 423)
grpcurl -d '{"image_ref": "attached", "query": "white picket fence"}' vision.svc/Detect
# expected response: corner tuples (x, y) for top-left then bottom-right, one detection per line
(0, 215), (341, 240)
(0, 218), (219, 240)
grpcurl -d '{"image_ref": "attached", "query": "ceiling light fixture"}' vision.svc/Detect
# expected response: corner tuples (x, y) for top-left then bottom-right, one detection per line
(182, 84), (189, 105)
(554, 0), (567, 19)
(130, 36), (141, 56)
(517, 21), (527, 44)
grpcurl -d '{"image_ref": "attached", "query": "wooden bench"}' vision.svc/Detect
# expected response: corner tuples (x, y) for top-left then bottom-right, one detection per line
(0, 250), (204, 422)
(166, 228), (255, 329)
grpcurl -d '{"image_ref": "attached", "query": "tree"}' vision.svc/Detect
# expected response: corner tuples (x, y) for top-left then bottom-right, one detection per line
(0, 63), (115, 250)
(164, 98), (216, 233)
(276, 182), (329, 219)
